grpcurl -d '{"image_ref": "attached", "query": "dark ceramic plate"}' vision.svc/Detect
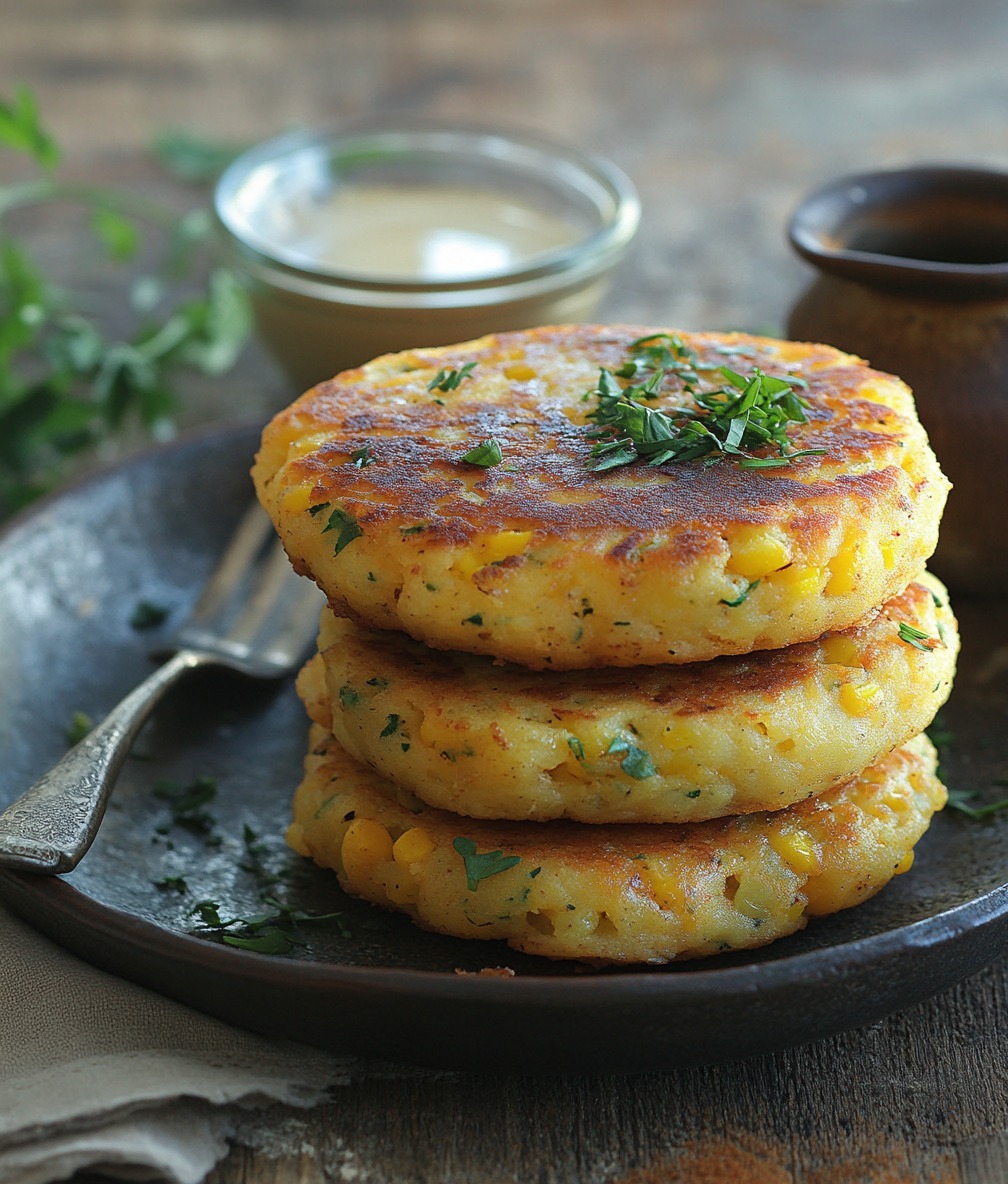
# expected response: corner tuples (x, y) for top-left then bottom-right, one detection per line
(0, 424), (1006, 1073)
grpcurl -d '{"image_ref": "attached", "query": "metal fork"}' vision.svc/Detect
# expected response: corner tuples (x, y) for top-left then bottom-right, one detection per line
(0, 504), (324, 875)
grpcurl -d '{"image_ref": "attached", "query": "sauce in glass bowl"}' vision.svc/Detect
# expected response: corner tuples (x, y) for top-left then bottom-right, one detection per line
(214, 123), (640, 393)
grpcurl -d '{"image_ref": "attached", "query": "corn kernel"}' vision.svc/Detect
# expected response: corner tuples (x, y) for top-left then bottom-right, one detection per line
(771, 564), (822, 596)
(341, 818), (393, 877)
(453, 530), (534, 578)
(894, 851), (914, 875)
(825, 542), (861, 595)
(879, 541), (895, 570)
(726, 527), (791, 580)
(732, 873), (777, 922)
(504, 362), (537, 381)
(776, 738), (796, 755)
(643, 867), (696, 932)
(768, 828), (821, 875)
(821, 635), (863, 667)
(393, 827), (435, 864)
(839, 680), (880, 717)
(881, 788), (909, 813)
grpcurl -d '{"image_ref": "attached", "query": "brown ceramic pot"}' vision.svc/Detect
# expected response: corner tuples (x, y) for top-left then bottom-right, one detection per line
(786, 165), (1008, 596)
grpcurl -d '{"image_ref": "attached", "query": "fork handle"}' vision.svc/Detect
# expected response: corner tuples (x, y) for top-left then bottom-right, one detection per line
(0, 650), (213, 875)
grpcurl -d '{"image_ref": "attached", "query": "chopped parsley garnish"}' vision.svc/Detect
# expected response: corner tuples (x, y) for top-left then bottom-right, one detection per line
(461, 437), (503, 467)
(190, 895), (351, 954)
(130, 600), (169, 630)
(310, 502), (363, 554)
(720, 579), (760, 607)
(584, 351), (825, 472)
(154, 875), (188, 894)
(379, 713), (402, 738)
(463, 613), (483, 626)
(606, 736), (657, 780)
(897, 621), (940, 651)
(239, 822), (281, 886)
(348, 445), (376, 468)
(427, 362), (477, 392)
(366, 676), (389, 688)
(617, 332), (700, 388)
(400, 524), (427, 535)
(567, 736), (586, 761)
(338, 683), (361, 708)
(153, 775), (219, 840)
(452, 836), (521, 891)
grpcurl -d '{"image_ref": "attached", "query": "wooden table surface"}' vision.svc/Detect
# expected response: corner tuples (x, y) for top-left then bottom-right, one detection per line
(5, 1), (1008, 1181)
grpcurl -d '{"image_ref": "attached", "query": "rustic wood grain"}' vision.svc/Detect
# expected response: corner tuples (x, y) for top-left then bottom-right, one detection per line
(7, 1), (1008, 1181)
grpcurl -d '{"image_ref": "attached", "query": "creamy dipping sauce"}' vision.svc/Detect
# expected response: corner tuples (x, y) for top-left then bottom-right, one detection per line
(277, 185), (580, 280)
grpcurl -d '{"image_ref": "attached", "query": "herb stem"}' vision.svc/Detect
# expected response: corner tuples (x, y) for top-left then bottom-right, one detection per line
(0, 178), (183, 230)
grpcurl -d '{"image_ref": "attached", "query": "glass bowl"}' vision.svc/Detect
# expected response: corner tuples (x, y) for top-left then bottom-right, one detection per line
(214, 122), (640, 392)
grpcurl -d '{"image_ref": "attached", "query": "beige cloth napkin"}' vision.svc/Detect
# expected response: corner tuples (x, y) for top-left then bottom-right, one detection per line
(0, 899), (353, 1184)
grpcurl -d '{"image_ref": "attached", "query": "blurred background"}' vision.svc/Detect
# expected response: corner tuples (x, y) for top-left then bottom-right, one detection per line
(3, 0), (1008, 426)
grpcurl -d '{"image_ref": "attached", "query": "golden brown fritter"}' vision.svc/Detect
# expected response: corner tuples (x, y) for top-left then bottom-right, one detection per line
(255, 325), (949, 669)
(295, 573), (957, 823)
(288, 728), (946, 964)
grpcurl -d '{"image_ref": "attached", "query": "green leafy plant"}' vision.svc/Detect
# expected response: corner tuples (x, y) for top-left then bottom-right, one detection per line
(0, 86), (251, 512)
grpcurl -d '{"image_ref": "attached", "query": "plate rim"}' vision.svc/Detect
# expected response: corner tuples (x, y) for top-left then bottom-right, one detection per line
(2, 421), (1008, 1067)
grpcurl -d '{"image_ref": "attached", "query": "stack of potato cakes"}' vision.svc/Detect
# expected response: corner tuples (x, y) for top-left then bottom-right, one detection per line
(253, 324), (957, 964)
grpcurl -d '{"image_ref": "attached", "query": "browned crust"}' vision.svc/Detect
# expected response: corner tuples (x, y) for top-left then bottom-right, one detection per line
(263, 325), (928, 549)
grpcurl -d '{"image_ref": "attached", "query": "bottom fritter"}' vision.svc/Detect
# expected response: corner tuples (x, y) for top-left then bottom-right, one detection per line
(288, 728), (946, 964)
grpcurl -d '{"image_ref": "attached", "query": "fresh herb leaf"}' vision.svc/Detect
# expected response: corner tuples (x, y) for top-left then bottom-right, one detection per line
(129, 599), (169, 630)
(380, 713), (401, 738)
(91, 207), (140, 262)
(606, 736), (657, 780)
(452, 836), (521, 891)
(0, 87), (58, 168)
(427, 361), (476, 392)
(927, 712), (953, 751)
(720, 579), (760, 607)
(154, 875), (188, 894)
(152, 130), (246, 183)
(0, 89), (251, 512)
(946, 789), (1008, 821)
(189, 894), (351, 954)
(338, 683), (361, 708)
(66, 710), (94, 746)
(463, 613), (483, 626)
(153, 775), (219, 839)
(897, 621), (940, 651)
(318, 505), (363, 554)
(349, 444), (376, 468)
(238, 822), (281, 886)
(461, 437), (503, 467)
(584, 350), (824, 473)
(567, 736), (586, 761)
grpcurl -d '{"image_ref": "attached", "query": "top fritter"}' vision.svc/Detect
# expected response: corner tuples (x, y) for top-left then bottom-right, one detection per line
(253, 325), (949, 670)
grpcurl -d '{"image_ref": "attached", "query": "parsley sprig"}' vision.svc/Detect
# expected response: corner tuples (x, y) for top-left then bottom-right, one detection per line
(453, 836), (521, 891)
(584, 335), (824, 472)
(0, 88), (250, 513)
(461, 437), (503, 467)
(897, 621), (941, 652)
(428, 362), (476, 393)
(190, 895), (351, 955)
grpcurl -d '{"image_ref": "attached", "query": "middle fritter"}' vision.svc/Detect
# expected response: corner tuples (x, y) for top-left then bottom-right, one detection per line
(253, 325), (949, 670)
(297, 573), (957, 824)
